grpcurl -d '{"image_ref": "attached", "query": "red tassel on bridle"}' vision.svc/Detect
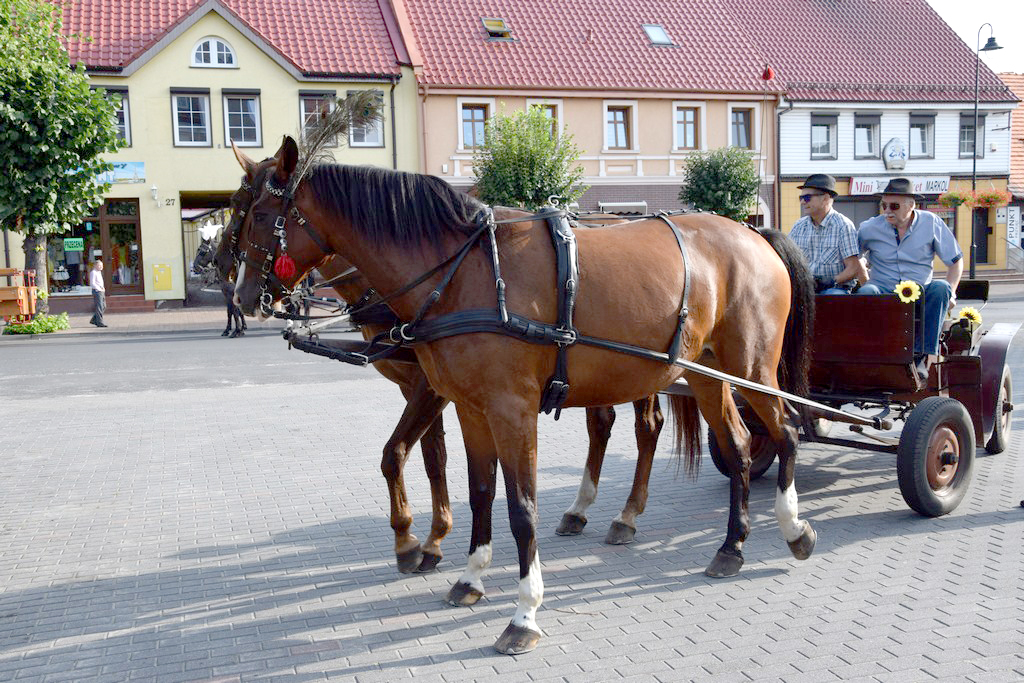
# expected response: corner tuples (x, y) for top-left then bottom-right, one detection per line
(274, 253), (296, 280)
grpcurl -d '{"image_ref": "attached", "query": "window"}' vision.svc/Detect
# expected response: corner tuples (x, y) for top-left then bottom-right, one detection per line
(300, 91), (337, 146)
(810, 114), (838, 160)
(959, 114), (986, 159)
(461, 103), (488, 149)
(674, 106), (699, 150)
(348, 90), (384, 147)
(171, 90), (211, 146)
(527, 99), (562, 139)
(98, 87), (130, 146)
(854, 114), (880, 158)
(605, 104), (633, 150)
(192, 37), (236, 68)
(482, 17), (512, 40)
(730, 107), (754, 149)
(909, 114), (935, 158)
(642, 24), (674, 46)
(223, 90), (261, 147)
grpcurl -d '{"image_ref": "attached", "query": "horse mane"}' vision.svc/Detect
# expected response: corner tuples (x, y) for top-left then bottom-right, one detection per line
(305, 164), (487, 248)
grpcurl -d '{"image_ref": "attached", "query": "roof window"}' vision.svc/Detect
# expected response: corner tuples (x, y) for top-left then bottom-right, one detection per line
(642, 24), (673, 46)
(482, 18), (512, 41)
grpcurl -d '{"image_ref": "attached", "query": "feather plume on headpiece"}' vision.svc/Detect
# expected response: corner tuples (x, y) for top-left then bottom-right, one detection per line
(289, 90), (384, 195)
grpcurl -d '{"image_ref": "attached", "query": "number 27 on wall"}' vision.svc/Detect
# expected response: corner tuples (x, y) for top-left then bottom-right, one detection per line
(164, 198), (175, 206)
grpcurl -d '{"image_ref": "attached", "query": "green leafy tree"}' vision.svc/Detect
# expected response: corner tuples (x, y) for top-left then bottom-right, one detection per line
(677, 146), (760, 223)
(472, 105), (588, 210)
(1, 0), (119, 310)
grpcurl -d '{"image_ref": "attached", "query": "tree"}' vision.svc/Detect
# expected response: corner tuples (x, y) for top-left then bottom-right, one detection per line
(677, 146), (760, 223)
(472, 105), (588, 211)
(0, 0), (119, 310)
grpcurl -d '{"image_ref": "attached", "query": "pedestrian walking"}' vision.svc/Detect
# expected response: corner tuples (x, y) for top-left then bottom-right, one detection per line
(89, 260), (107, 327)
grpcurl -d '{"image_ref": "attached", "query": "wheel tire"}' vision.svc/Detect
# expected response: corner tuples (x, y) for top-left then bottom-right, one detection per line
(896, 397), (975, 517)
(985, 367), (1012, 455)
(707, 427), (777, 481)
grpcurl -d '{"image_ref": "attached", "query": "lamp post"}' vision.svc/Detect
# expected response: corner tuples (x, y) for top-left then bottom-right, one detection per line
(970, 23), (1002, 279)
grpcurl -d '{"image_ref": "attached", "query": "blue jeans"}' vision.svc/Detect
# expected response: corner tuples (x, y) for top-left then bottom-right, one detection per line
(858, 280), (953, 355)
(820, 287), (851, 295)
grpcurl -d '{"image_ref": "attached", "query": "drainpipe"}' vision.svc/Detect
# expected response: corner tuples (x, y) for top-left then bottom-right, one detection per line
(419, 83), (429, 174)
(3, 228), (9, 270)
(389, 77), (398, 169)
(775, 97), (794, 231)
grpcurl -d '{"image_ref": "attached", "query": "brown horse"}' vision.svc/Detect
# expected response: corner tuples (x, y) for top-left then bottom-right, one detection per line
(233, 136), (815, 654)
(221, 148), (671, 572)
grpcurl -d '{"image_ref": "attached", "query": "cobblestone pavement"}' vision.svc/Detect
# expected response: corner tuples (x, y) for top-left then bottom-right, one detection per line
(1, 304), (1022, 681)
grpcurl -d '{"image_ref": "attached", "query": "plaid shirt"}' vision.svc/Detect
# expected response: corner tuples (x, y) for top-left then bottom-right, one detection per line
(789, 209), (859, 280)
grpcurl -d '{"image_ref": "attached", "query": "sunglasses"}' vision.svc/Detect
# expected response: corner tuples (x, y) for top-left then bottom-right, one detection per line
(880, 201), (902, 210)
(799, 194), (824, 202)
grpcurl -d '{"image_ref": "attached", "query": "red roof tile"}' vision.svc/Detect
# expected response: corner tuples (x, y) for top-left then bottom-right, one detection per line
(61, 0), (403, 77)
(400, 0), (782, 94)
(723, 0), (1017, 104)
(1001, 73), (1024, 197)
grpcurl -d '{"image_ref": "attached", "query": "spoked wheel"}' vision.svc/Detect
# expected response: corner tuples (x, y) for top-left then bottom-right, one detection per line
(707, 427), (777, 481)
(896, 397), (975, 517)
(985, 366), (1012, 454)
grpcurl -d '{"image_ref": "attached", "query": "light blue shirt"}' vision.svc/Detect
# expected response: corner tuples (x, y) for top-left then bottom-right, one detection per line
(858, 210), (962, 291)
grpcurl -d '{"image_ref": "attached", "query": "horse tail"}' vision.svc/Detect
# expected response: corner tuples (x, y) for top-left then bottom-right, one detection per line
(757, 228), (815, 397)
(666, 393), (703, 478)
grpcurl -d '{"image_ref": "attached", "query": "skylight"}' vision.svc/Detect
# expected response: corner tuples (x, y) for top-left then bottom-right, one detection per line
(642, 24), (673, 46)
(482, 18), (512, 41)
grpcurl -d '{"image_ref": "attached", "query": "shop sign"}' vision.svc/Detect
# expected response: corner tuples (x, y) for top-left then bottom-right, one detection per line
(63, 237), (84, 251)
(95, 161), (145, 185)
(1006, 206), (1020, 245)
(849, 176), (950, 196)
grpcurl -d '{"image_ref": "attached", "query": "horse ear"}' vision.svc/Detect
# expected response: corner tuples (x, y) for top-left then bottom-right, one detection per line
(231, 140), (256, 175)
(274, 136), (299, 184)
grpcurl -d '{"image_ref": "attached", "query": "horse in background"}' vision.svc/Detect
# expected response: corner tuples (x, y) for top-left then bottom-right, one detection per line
(192, 230), (246, 337)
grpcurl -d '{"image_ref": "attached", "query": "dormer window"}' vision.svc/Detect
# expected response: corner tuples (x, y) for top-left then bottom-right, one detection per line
(482, 18), (512, 41)
(192, 37), (236, 68)
(642, 24), (673, 46)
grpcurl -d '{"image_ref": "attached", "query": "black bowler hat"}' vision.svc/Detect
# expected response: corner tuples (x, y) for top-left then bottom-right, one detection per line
(875, 177), (923, 201)
(798, 173), (837, 197)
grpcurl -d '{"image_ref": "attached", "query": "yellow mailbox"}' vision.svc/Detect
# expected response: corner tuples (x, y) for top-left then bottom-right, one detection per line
(153, 264), (172, 291)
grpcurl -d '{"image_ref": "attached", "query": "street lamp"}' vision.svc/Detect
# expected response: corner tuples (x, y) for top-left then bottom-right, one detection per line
(970, 23), (1002, 279)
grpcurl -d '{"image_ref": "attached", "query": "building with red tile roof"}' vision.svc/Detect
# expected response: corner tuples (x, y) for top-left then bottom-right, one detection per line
(37, 0), (421, 309)
(1003, 73), (1024, 199)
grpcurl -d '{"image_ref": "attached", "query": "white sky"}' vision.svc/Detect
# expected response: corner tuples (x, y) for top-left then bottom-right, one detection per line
(925, 0), (1023, 75)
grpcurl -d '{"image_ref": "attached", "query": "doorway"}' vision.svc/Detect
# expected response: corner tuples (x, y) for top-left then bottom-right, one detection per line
(972, 208), (989, 264)
(58, 199), (143, 295)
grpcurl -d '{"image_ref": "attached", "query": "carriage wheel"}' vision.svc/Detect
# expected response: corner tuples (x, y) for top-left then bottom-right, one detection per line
(896, 397), (975, 517)
(707, 427), (776, 481)
(985, 366), (1012, 455)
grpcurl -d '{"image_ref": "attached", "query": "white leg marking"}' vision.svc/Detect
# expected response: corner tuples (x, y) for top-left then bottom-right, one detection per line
(510, 552), (543, 634)
(232, 262), (246, 307)
(775, 482), (806, 542)
(456, 543), (492, 594)
(564, 473), (597, 518)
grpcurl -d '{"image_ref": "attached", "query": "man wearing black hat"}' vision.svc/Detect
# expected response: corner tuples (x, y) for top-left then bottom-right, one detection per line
(789, 174), (866, 293)
(857, 177), (963, 378)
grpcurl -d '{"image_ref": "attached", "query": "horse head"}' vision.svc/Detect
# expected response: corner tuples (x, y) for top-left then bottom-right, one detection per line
(217, 141), (279, 282)
(234, 136), (334, 318)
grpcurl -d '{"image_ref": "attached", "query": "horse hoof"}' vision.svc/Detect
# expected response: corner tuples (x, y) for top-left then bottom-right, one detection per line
(787, 523), (817, 560)
(221, 330), (229, 336)
(416, 552), (442, 573)
(236, 330), (244, 337)
(396, 547), (423, 574)
(705, 549), (744, 578)
(604, 521), (636, 545)
(445, 582), (483, 607)
(494, 623), (541, 655)
(555, 513), (587, 536)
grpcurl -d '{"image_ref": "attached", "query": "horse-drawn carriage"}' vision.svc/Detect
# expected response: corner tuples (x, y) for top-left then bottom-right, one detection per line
(700, 281), (1016, 517)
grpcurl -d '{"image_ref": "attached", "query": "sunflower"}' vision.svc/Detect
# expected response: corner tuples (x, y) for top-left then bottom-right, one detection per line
(894, 280), (921, 303)
(958, 306), (982, 326)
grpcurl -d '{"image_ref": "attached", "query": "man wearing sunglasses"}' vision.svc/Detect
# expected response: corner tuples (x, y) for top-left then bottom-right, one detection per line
(789, 174), (866, 294)
(857, 177), (963, 379)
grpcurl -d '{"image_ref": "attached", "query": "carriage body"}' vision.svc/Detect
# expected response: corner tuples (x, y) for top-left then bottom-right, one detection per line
(708, 279), (1016, 517)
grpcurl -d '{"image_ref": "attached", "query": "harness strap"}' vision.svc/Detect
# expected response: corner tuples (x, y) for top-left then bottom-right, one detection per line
(654, 212), (691, 364)
(538, 208), (579, 419)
